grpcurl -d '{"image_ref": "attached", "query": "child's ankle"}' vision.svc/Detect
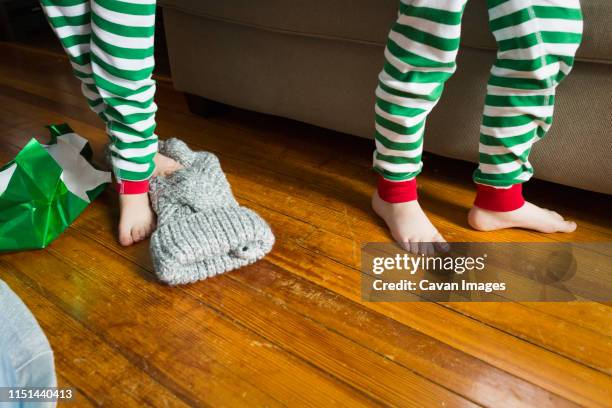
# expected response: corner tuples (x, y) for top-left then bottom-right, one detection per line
(116, 179), (150, 195)
(377, 177), (418, 204)
(473, 183), (525, 212)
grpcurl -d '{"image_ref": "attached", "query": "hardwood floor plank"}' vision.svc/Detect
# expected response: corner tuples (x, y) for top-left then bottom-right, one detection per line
(442, 302), (612, 374)
(0, 263), (192, 408)
(58, 206), (488, 405)
(181, 273), (478, 407)
(58, 189), (612, 407)
(228, 262), (581, 408)
(1, 232), (381, 407)
(57, 195), (477, 407)
(520, 303), (612, 338)
(61, 202), (580, 408)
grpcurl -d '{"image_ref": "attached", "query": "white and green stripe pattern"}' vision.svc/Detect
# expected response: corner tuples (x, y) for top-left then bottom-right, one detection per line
(41, 0), (158, 182)
(374, 0), (583, 187)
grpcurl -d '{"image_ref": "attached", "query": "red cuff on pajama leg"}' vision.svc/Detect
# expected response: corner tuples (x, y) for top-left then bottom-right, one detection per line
(115, 179), (150, 195)
(474, 184), (525, 212)
(377, 177), (418, 203)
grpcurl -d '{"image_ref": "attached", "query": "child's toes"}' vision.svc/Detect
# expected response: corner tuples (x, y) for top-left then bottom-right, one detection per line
(557, 219), (577, 233)
(433, 234), (450, 253)
(408, 240), (421, 255)
(119, 225), (134, 246)
(133, 226), (146, 242)
(421, 242), (435, 256)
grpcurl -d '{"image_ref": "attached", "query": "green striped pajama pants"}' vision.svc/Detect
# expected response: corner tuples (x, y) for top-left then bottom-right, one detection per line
(41, 0), (157, 192)
(374, 0), (583, 207)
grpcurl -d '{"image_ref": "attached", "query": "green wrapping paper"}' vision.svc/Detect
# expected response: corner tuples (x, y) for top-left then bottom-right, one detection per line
(0, 124), (111, 252)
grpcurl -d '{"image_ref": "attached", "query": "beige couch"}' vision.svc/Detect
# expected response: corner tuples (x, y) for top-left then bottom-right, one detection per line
(160, 0), (612, 194)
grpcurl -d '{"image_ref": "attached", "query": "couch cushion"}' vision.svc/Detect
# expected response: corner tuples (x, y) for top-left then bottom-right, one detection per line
(158, 0), (398, 45)
(159, 0), (611, 63)
(462, 0), (612, 63)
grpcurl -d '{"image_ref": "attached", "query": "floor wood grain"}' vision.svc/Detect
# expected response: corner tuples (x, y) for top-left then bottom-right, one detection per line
(0, 42), (610, 407)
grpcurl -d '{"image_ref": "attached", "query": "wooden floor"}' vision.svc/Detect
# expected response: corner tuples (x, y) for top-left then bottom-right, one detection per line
(0, 43), (611, 407)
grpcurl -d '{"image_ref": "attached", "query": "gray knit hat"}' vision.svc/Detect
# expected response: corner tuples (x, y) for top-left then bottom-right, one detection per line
(149, 139), (275, 285)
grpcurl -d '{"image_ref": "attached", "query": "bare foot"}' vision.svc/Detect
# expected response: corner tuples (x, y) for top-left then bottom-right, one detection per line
(468, 201), (577, 233)
(117, 153), (183, 246)
(153, 152), (183, 177)
(118, 193), (156, 246)
(372, 191), (448, 255)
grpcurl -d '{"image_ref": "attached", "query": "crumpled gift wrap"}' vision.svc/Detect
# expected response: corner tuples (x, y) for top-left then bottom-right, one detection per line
(0, 124), (111, 251)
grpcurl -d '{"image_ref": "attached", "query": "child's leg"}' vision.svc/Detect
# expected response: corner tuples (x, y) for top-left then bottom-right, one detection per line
(372, 0), (467, 253)
(90, 0), (158, 188)
(88, 0), (162, 245)
(40, 0), (105, 116)
(41, 0), (181, 245)
(469, 0), (583, 233)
